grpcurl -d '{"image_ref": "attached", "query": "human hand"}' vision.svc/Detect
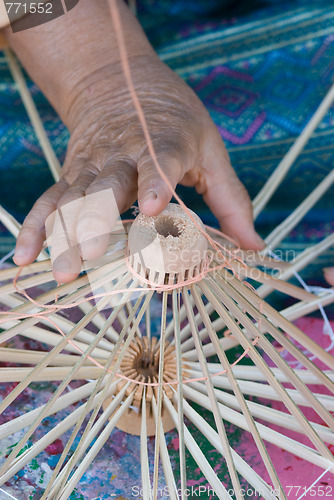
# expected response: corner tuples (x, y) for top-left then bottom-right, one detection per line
(6, 0), (263, 282)
(12, 55), (263, 282)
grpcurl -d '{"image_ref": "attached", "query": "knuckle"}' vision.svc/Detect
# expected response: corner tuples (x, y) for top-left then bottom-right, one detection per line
(138, 133), (195, 182)
(19, 224), (43, 236)
(141, 133), (189, 162)
(86, 161), (136, 196)
(57, 182), (88, 208)
(85, 181), (107, 197)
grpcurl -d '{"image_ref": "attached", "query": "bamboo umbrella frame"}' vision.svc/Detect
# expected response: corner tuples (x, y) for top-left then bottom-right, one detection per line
(0, 35), (333, 500)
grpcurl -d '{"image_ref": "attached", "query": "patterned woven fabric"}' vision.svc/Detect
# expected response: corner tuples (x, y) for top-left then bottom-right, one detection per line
(0, 3), (334, 499)
(0, 0), (333, 277)
(150, 0), (334, 280)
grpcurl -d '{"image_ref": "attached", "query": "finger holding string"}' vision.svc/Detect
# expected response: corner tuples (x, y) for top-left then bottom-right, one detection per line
(107, 0), (263, 262)
(135, 139), (236, 278)
(106, 0), (215, 241)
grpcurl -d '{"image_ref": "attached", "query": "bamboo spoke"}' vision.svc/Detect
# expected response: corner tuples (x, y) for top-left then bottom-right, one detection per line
(182, 335), (239, 361)
(227, 260), (315, 302)
(208, 273), (334, 433)
(170, 302), (214, 348)
(165, 295), (211, 344)
(187, 369), (334, 411)
(0, 366), (103, 382)
(253, 81), (334, 217)
(0, 380), (119, 486)
(216, 271), (334, 378)
(199, 279), (333, 459)
(50, 382), (131, 498)
(172, 289), (187, 500)
(152, 394), (178, 500)
(190, 378), (334, 444)
(0, 380), (108, 441)
(0, 259), (52, 280)
(0, 347), (85, 366)
(140, 387), (153, 500)
(263, 169), (334, 251)
(258, 234), (334, 298)
(177, 393), (281, 500)
(282, 289), (334, 321)
(0, 292), (116, 417)
(152, 291), (168, 500)
(56, 391), (135, 500)
(163, 394), (233, 500)
(54, 290), (153, 493)
(0, 271), (55, 297)
(191, 285), (284, 495)
(187, 363), (334, 384)
(184, 383), (334, 472)
(0, 290), (126, 476)
(4, 49), (62, 182)
(43, 289), (153, 497)
(0, 259), (128, 345)
(145, 295), (151, 340)
(183, 288), (243, 499)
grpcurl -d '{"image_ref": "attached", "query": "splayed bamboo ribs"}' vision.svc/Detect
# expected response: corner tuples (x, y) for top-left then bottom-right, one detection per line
(0, 49), (333, 500)
(0, 199), (333, 499)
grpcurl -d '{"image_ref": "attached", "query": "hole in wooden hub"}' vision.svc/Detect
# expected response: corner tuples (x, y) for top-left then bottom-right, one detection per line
(128, 204), (209, 286)
(134, 351), (158, 379)
(120, 337), (176, 400)
(106, 337), (182, 436)
(154, 215), (183, 238)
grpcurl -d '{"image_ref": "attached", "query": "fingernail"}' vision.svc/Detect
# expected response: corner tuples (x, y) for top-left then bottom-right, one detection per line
(78, 233), (99, 245)
(79, 238), (98, 259)
(13, 246), (26, 263)
(77, 218), (110, 243)
(53, 257), (74, 274)
(14, 247), (25, 258)
(141, 191), (158, 208)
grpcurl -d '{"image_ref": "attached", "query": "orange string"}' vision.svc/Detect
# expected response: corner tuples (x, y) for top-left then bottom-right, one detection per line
(0, 0), (266, 390)
(0, 245), (262, 388)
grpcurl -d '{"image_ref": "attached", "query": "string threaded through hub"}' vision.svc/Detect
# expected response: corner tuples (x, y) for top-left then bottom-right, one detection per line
(104, 337), (185, 436)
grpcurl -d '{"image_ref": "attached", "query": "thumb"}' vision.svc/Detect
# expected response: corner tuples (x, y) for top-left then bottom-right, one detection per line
(202, 135), (264, 250)
(324, 267), (334, 286)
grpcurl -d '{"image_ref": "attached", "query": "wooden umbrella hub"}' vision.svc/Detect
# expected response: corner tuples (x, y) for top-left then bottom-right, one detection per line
(128, 203), (208, 285)
(104, 337), (184, 436)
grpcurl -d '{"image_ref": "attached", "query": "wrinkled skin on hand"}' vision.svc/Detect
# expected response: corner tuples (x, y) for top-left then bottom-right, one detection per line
(12, 52), (264, 283)
(7, 0), (333, 285)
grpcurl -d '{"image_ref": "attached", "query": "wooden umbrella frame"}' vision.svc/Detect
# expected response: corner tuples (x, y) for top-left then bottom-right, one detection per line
(0, 26), (333, 500)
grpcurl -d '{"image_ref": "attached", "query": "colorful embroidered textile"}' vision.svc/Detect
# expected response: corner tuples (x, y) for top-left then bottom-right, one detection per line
(1, 307), (334, 499)
(0, 2), (333, 498)
(0, 0), (332, 280)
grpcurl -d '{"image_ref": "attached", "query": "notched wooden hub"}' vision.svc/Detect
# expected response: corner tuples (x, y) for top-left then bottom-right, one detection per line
(104, 337), (187, 436)
(128, 203), (208, 285)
